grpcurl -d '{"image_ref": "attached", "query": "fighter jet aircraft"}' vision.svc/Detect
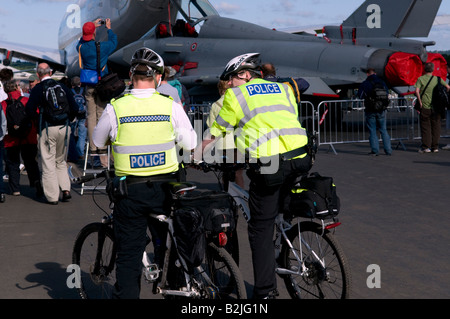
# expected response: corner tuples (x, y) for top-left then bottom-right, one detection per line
(0, 0), (446, 104)
(107, 0), (445, 102)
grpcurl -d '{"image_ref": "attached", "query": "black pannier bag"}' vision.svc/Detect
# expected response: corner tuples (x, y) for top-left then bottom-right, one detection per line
(289, 172), (340, 219)
(176, 189), (236, 233)
(173, 207), (205, 272)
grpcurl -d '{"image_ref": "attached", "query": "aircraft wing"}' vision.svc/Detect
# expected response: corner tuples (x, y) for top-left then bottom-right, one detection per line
(0, 40), (65, 70)
(300, 77), (339, 98)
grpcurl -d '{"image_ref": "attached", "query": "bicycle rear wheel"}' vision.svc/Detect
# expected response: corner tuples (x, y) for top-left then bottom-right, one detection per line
(196, 242), (247, 299)
(279, 221), (351, 299)
(72, 222), (116, 299)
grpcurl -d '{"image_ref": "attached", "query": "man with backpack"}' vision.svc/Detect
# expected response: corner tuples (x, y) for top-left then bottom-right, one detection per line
(26, 63), (79, 205)
(358, 68), (392, 156)
(414, 62), (450, 153)
(68, 76), (87, 163)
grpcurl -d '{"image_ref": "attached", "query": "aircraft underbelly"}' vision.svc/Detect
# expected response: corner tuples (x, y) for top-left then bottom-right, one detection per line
(316, 45), (374, 82)
(182, 38), (371, 84)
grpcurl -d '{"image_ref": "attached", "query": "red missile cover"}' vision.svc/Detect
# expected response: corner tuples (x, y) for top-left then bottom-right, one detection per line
(384, 52), (423, 86)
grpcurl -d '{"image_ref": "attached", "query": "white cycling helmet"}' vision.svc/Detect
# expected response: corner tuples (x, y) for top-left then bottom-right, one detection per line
(220, 53), (261, 81)
(130, 47), (164, 77)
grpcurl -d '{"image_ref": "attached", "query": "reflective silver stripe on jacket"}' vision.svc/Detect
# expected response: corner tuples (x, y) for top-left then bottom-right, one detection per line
(241, 83), (297, 127)
(246, 127), (307, 153)
(215, 112), (232, 129)
(217, 84), (297, 129)
(113, 141), (175, 154)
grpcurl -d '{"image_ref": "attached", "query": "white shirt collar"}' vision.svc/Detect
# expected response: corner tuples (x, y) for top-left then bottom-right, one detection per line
(130, 88), (157, 98)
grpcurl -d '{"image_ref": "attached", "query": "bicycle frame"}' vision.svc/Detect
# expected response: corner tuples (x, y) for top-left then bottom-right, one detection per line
(147, 212), (218, 298)
(274, 219), (325, 277)
(227, 180), (251, 222)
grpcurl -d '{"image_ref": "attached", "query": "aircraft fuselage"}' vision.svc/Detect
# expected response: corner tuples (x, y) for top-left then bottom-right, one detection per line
(109, 15), (426, 98)
(58, 0), (173, 77)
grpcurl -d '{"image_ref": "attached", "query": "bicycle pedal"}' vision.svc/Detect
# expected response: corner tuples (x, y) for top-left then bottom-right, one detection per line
(143, 264), (160, 283)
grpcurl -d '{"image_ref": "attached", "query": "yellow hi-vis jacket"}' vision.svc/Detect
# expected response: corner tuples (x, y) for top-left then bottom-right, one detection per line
(210, 78), (308, 159)
(111, 93), (179, 177)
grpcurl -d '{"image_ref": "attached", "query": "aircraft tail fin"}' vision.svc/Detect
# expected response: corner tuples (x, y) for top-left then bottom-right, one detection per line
(325, 0), (442, 40)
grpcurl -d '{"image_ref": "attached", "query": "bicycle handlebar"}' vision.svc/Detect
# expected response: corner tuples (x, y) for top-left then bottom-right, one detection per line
(189, 161), (250, 173)
(68, 166), (113, 184)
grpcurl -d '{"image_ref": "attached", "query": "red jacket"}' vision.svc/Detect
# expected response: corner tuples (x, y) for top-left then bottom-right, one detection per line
(1, 90), (38, 148)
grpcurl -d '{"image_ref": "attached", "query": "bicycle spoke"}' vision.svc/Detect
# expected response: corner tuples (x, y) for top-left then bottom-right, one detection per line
(73, 223), (116, 299)
(280, 221), (351, 299)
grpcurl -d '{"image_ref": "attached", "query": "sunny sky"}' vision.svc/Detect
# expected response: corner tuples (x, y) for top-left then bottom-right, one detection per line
(0, 0), (449, 51)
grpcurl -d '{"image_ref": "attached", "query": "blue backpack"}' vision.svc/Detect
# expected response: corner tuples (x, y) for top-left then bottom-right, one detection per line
(71, 87), (86, 114)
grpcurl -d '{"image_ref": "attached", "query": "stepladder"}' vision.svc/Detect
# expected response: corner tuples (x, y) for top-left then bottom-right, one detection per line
(80, 142), (111, 195)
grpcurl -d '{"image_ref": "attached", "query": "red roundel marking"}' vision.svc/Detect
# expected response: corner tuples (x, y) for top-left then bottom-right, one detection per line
(191, 43), (197, 51)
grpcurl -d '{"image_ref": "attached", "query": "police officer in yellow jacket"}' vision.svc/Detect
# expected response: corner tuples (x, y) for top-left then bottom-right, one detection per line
(208, 53), (312, 299)
(93, 48), (197, 298)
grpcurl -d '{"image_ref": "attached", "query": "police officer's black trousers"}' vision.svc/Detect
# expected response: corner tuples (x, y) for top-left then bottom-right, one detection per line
(112, 180), (174, 299)
(247, 156), (311, 298)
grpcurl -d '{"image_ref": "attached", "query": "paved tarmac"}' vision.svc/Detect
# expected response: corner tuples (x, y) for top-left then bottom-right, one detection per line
(0, 137), (449, 300)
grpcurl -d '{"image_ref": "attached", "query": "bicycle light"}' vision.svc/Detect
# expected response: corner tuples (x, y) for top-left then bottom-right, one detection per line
(218, 232), (228, 246)
(325, 221), (341, 229)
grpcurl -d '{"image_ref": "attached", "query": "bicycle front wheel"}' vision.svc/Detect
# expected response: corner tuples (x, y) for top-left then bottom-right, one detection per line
(197, 242), (247, 299)
(279, 221), (351, 299)
(72, 222), (116, 299)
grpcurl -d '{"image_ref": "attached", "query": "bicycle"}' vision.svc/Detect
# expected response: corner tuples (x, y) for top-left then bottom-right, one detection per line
(69, 168), (247, 299)
(190, 160), (351, 299)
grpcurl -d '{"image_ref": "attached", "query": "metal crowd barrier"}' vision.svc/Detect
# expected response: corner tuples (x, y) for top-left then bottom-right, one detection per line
(188, 103), (211, 140)
(188, 97), (450, 155)
(315, 98), (416, 154)
(316, 97), (450, 154)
